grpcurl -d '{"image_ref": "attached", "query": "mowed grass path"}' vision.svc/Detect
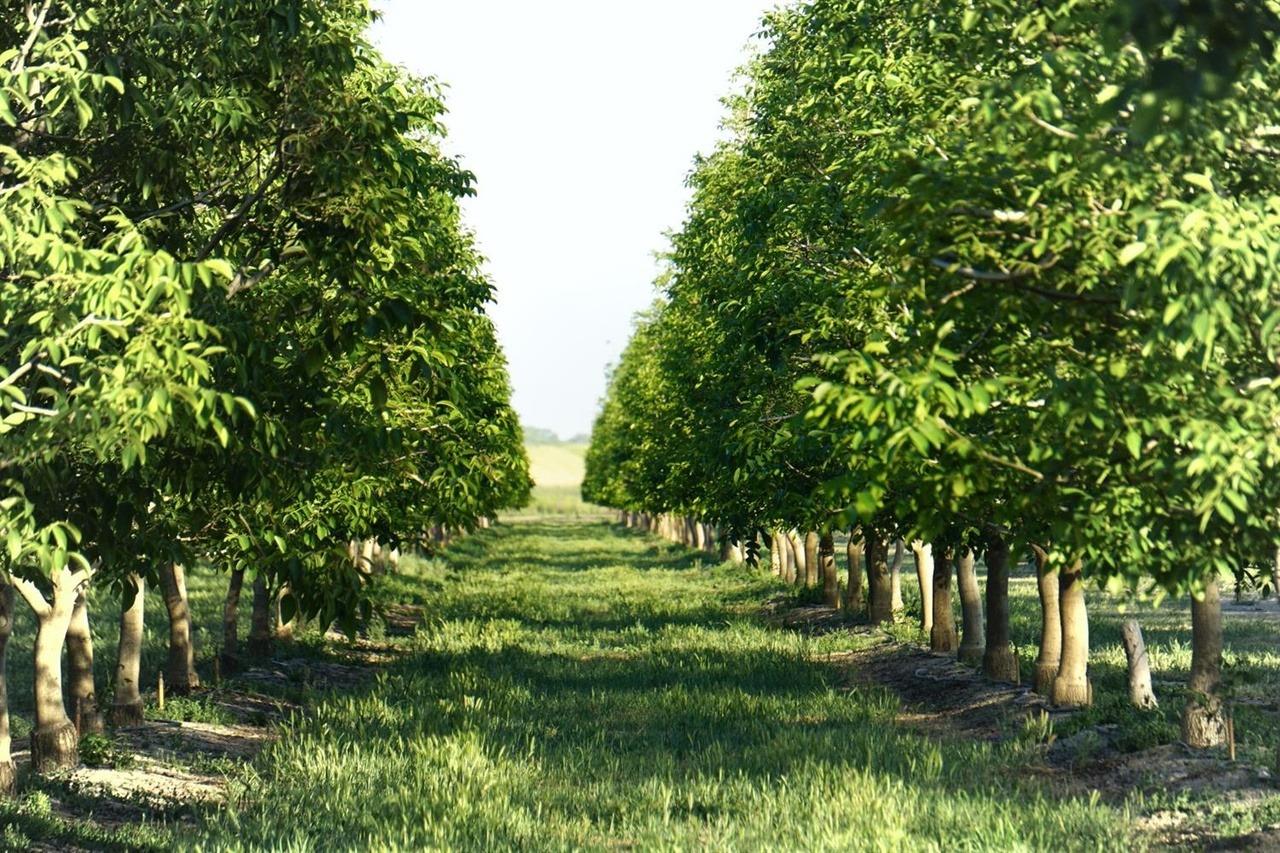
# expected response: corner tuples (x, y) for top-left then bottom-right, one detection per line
(196, 520), (1131, 851)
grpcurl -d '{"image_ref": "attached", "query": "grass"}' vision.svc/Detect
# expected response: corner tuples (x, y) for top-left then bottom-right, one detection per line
(866, 548), (1280, 762)
(2, 481), (1274, 848)
(187, 520), (1136, 851)
(519, 442), (607, 519)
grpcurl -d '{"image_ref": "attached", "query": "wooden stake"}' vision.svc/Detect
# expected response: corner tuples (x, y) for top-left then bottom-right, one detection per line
(1227, 709), (1236, 762)
(213, 655), (221, 686)
(157, 671), (165, 712)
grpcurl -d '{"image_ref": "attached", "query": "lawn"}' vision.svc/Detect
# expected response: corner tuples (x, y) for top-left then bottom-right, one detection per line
(187, 520), (1133, 851)
(518, 442), (606, 519)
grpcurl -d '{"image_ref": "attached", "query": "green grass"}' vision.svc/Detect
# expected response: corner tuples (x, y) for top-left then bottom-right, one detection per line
(865, 548), (1280, 762)
(518, 442), (607, 519)
(189, 520), (1135, 851)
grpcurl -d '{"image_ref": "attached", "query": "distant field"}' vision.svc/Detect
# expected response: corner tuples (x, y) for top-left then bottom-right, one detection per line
(521, 443), (606, 518)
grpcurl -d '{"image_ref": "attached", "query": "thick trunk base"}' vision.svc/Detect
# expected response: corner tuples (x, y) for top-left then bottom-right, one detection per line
(1181, 700), (1227, 748)
(0, 760), (14, 797)
(75, 703), (104, 737)
(982, 645), (1020, 684)
(30, 721), (78, 774)
(1051, 674), (1093, 709)
(958, 644), (984, 668)
(930, 624), (958, 653)
(108, 700), (145, 729)
(1033, 663), (1058, 696)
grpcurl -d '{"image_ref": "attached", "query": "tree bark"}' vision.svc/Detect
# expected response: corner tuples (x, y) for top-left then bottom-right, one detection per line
(249, 577), (273, 659)
(866, 527), (893, 625)
(956, 547), (985, 667)
(788, 531), (807, 587)
(804, 531), (819, 589)
(1273, 547), (1279, 601)
(275, 585), (296, 642)
(769, 531), (783, 576)
(1121, 619), (1158, 710)
(1032, 546), (1061, 695)
(0, 585), (14, 795)
(819, 531), (840, 609)
(15, 567), (84, 772)
(889, 540), (905, 614)
(981, 535), (1019, 683)
(221, 569), (245, 672)
(160, 562), (200, 694)
(111, 575), (146, 727)
(845, 530), (865, 615)
(1051, 560), (1092, 708)
(1182, 579), (1227, 747)
(930, 543), (958, 652)
(66, 590), (103, 735)
(912, 541), (934, 636)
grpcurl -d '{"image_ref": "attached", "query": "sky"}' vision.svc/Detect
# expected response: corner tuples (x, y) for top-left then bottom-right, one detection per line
(370, 1), (777, 440)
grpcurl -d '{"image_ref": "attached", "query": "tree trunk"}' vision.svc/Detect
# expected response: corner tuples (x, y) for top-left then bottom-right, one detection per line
(866, 527), (893, 625)
(804, 531), (819, 589)
(110, 575), (146, 727)
(0, 585), (14, 796)
(249, 577), (273, 659)
(845, 531), (865, 615)
(768, 531), (783, 577)
(788, 531), (807, 587)
(221, 569), (245, 672)
(779, 531), (796, 583)
(819, 531), (840, 609)
(1273, 547), (1279, 600)
(1032, 546), (1061, 695)
(930, 544), (958, 652)
(1051, 560), (1092, 708)
(981, 536), (1019, 683)
(1182, 579), (1227, 747)
(275, 585), (296, 642)
(912, 541), (934, 636)
(161, 563), (200, 694)
(66, 590), (103, 735)
(889, 540), (905, 614)
(15, 568), (84, 772)
(956, 547), (985, 667)
(1121, 619), (1158, 710)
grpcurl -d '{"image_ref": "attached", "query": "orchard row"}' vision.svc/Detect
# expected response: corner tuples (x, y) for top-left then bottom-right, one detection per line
(585, 0), (1280, 748)
(0, 2), (529, 784)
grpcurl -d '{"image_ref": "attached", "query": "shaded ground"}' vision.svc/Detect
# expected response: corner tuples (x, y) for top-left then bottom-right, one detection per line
(770, 597), (1280, 850)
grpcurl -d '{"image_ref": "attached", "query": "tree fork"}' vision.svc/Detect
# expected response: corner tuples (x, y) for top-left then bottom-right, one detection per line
(15, 567), (86, 772)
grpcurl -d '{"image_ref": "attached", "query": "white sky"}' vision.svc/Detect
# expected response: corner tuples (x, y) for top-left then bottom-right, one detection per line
(370, 1), (777, 439)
